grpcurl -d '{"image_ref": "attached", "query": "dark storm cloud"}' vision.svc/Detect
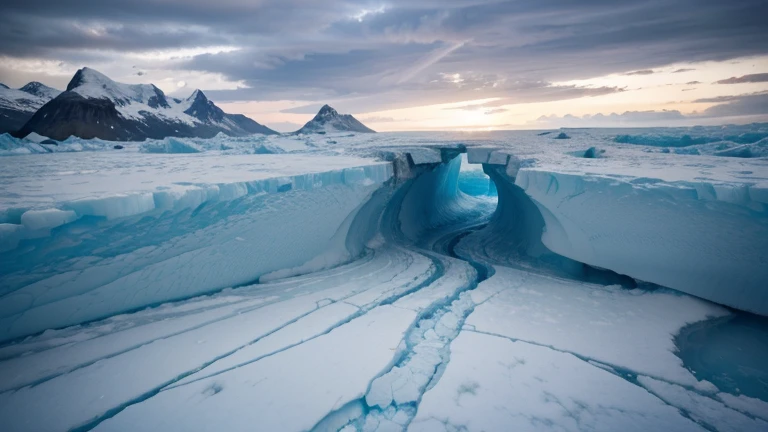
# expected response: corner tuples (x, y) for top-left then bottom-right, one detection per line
(1, 0), (767, 112)
(0, 14), (229, 57)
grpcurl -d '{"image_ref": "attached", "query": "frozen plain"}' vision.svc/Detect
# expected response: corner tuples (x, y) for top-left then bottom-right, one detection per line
(0, 124), (767, 431)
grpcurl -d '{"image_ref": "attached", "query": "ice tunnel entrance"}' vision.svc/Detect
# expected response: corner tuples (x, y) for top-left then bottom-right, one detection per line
(392, 148), (768, 416)
(312, 149), (673, 431)
(457, 154), (497, 198)
(388, 148), (635, 289)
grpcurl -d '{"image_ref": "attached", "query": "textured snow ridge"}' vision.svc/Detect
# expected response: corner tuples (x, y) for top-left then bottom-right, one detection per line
(0, 153), (393, 342)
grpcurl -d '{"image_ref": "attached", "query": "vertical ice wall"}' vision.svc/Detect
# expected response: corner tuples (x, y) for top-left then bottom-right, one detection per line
(466, 147), (768, 315)
(0, 165), (393, 342)
(517, 169), (768, 315)
(397, 156), (490, 243)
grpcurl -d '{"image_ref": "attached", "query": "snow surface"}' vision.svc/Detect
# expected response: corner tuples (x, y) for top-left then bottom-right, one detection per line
(0, 124), (767, 431)
(411, 331), (705, 432)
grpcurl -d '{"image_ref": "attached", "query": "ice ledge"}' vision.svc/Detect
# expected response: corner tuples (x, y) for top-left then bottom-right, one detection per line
(0, 153), (393, 252)
(515, 168), (768, 315)
(0, 154), (394, 341)
(467, 146), (768, 314)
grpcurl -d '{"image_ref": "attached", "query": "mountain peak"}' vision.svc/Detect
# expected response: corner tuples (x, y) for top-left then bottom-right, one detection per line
(183, 89), (224, 123)
(0, 82), (61, 134)
(296, 104), (375, 134)
(65, 67), (170, 109)
(66, 67), (113, 92)
(14, 67), (278, 140)
(317, 104), (338, 117)
(21, 81), (44, 90)
(20, 82), (61, 99)
(187, 89), (208, 102)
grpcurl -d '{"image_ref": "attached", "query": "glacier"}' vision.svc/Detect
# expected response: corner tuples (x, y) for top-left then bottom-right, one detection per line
(0, 151), (392, 340)
(0, 125), (767, 432)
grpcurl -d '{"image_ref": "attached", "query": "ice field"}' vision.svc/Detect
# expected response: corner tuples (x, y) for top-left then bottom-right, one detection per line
(0, 124), (767, 431)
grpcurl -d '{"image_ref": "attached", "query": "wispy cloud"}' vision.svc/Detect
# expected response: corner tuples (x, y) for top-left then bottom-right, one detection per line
(715, 73), (768, 84)
(534, 91), (768, 127)
(624, 69), (655, 76)
(358, 116), (400, 123)
(484, 108), (508, 115)
(396, 40), (467, 84)
(693, 90), (768, 103)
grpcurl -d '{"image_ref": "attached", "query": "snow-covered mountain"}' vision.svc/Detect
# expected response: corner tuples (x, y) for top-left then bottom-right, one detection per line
(0, 82), (61, 134)
(16, 67), (277, 141)
(295, 104), (375, 134)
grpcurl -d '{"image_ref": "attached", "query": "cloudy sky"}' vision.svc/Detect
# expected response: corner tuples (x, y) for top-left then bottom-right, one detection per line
(1, 0), (767, 131)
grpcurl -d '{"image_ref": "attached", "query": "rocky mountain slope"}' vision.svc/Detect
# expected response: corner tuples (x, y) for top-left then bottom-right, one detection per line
(0, 82), (61, 134)
(16, 68), (277, 141)
(295, 104), (375, 134)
